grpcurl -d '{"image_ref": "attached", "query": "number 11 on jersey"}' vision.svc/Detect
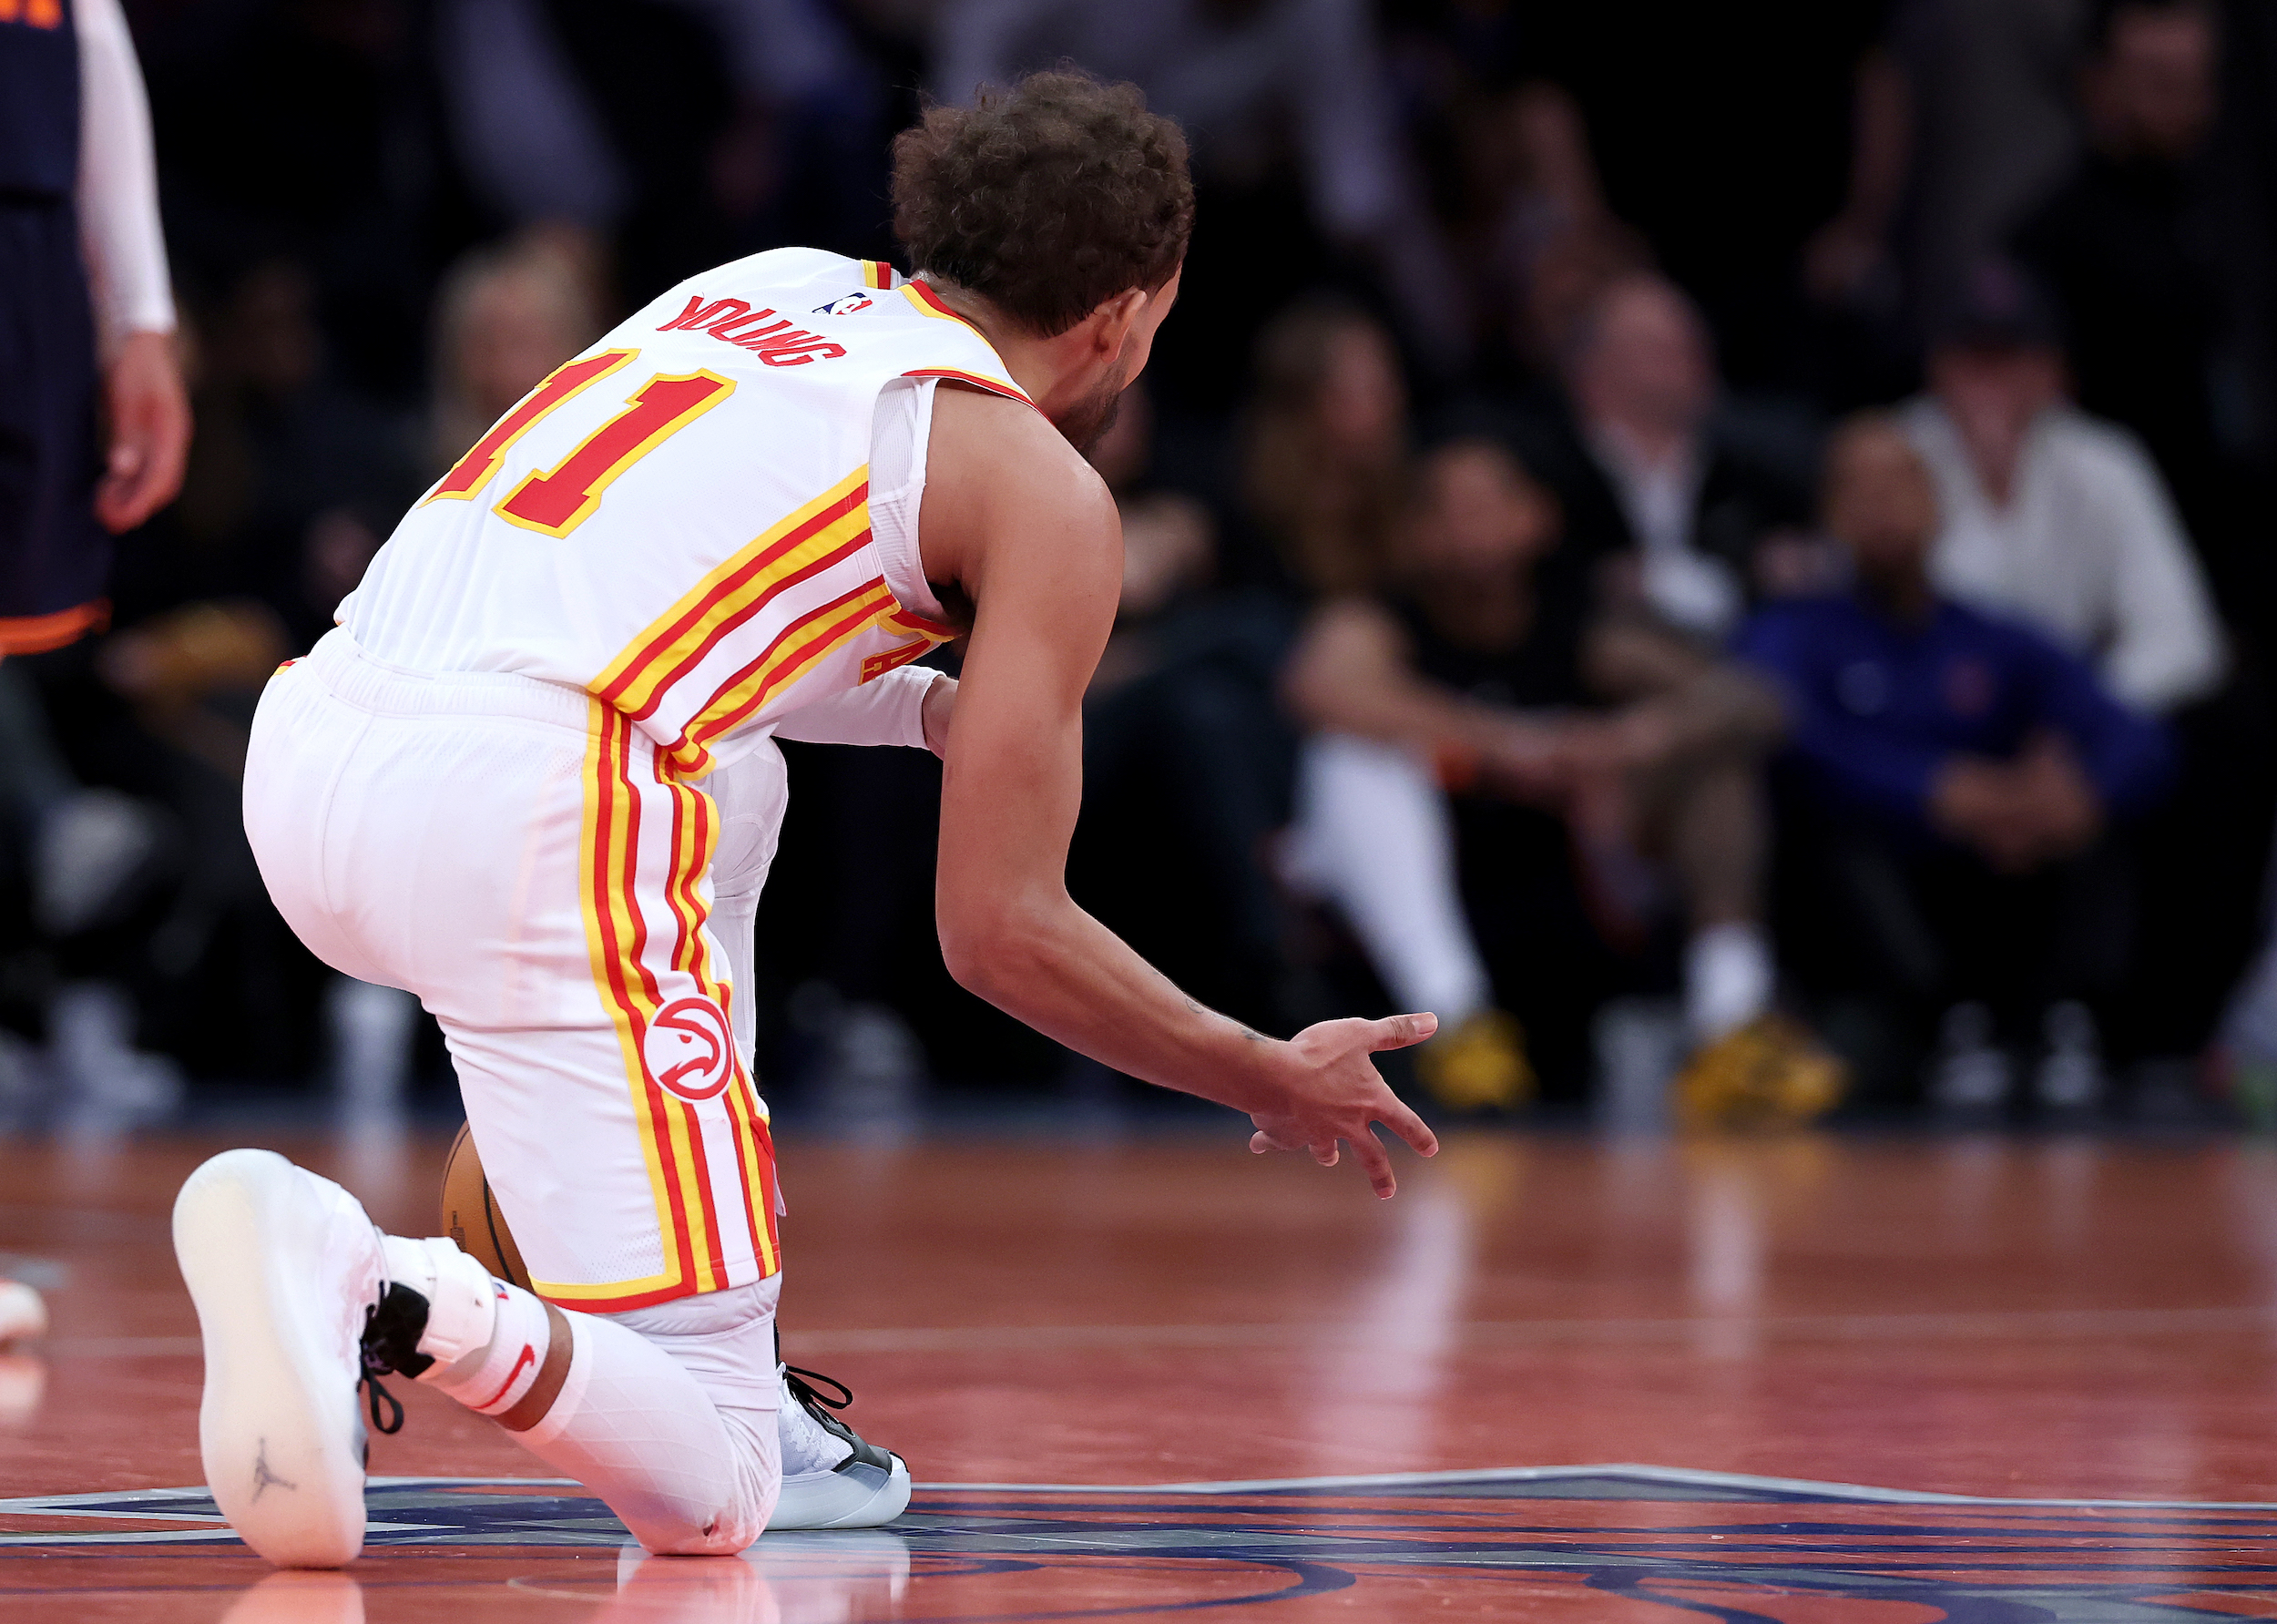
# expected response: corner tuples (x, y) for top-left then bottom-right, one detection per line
(427, 349), (737, 539)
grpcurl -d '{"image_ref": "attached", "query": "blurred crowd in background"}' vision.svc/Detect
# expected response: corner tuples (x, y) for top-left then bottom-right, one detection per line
(7, 0), (2277, 1134)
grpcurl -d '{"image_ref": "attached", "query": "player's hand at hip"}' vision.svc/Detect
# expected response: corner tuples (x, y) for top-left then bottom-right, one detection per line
(1248, 1013), (1441, 1199)
(96, 331), (192, 535)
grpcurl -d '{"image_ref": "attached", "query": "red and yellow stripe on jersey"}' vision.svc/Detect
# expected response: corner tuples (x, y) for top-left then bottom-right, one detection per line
(860, 260), (895, 291)
(899, 281), (1038, 405)
(546, 700), (780, 1311)
(588, 467), (957, 781)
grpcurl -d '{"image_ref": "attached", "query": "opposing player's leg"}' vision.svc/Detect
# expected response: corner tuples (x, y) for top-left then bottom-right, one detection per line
(0, 194), (114, 659)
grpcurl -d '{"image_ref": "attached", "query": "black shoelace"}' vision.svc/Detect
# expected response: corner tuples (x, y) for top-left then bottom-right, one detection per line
(783, 1364), (853, 1414)
(360, 1361), (405, 1436)
(358, 1294), (408, 1437)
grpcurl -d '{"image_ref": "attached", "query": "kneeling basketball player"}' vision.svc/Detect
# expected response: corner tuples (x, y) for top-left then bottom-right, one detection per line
(173, 72), (1440, 1568)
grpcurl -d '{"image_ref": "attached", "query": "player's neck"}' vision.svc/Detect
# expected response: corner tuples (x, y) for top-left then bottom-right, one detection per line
(914, 278), (1094, 424)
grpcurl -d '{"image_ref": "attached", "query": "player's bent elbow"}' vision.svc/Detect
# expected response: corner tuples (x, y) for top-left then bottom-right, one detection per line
(936, 904), (1048, 1006)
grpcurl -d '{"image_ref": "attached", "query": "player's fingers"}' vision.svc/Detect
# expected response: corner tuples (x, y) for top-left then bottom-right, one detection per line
(97, 467), (160, 533)
(97, 426), (169, 533)
(99, 382), (189, 532)
(1311, 1141), (1339, 1169)
(94, 475), (137, 534)
(1375, 1093), (1441, 1159)
(1368, 1011), (1439, 1052)
(1351, 1129), (1398, 1200)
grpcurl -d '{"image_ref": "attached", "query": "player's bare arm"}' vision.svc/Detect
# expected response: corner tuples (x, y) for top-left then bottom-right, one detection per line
(921, 383), (1439, 1198)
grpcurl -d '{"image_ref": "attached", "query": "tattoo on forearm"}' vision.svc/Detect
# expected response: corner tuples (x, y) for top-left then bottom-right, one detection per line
(1185, 996), (1267, 1044)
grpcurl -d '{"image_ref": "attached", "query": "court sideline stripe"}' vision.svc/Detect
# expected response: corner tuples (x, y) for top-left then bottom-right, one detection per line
(779, 1302), (2277, 1353)
(38, 1302), (2277, 1362)
(10, 1465), (2277, 1516)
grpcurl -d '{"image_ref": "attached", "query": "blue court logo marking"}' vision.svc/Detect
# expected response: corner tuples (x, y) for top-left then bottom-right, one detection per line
(5, 1466), (2276, 1619)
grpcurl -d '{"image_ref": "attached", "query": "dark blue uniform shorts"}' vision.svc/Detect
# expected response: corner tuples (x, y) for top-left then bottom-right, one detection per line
(0, 195), (111, 655)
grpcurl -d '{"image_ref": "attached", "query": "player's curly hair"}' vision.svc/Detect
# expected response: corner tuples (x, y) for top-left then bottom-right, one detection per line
(892, 71), (1194, 338)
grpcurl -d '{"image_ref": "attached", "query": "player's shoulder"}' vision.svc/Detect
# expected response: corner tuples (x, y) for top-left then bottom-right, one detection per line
(637, 248), (867, 323)
(934, 385), (1109, 508)
(924, 386), (1117, 587)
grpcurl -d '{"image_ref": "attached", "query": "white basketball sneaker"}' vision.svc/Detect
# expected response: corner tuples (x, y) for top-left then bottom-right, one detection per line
(768, 1356), (912, 1530)
(172, 1149), (392, 1568)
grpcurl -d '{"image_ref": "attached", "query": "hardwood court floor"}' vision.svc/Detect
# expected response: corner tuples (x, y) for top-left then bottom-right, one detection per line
(5, 1128), (2277, 1619)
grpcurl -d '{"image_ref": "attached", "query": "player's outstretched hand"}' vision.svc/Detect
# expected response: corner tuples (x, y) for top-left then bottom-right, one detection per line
(1248, 1013), (1441, 1199)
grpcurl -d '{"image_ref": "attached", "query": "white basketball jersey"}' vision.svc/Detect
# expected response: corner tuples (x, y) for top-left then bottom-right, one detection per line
(342, 248), (1029, 779)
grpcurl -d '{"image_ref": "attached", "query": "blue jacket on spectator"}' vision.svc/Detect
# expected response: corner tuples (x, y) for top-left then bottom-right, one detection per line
(1735, 592), (2172, 838)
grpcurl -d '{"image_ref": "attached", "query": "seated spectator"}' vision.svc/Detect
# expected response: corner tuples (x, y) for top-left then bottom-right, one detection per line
(426, 228), (608, 477)
(1741, 414), (2173, 1113)
(1241, 298), (1410, 598)
(1515, 273), (1811, 639)
(1899, 261), (2224, 715)
(1282, 438), (1834, 1123)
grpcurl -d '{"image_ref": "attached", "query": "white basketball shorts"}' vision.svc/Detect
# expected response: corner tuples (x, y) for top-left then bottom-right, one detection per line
(245, 628), (787, 1311)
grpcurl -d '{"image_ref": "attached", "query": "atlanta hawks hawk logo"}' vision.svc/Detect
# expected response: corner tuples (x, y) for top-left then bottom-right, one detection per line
(643, 997), (733, 1100)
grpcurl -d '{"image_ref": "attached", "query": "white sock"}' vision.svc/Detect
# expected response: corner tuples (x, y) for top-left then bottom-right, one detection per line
(1686, 921), (1773, 1042)
(382, 1232), (546, 1415)
(424, 1282), (551, 1416)
(380, 1234), (496, 1363)
(778, 1364), (853, 1476)
(516, 1312), (778, 1555)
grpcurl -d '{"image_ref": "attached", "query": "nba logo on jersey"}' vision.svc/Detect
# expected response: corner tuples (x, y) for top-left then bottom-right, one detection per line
(812, 292), (874, 317)
(643, 997), (734, 1101)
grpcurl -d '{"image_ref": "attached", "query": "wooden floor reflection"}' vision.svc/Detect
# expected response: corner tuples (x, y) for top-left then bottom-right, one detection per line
(6, 1129), (2277, 1619)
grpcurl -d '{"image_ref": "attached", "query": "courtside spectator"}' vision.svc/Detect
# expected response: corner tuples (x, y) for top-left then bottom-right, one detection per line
(1281, 438), (1832, 1121)
(1899, 262), (2223, 715)
(426, 228), (605, 477)
(1243, 300), (1411, 598)
(1516, 275), (1810, 641)
(1741, 414), (2172, 1111)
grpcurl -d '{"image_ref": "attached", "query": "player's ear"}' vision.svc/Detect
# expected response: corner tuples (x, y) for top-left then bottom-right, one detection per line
(1091, 288), (1150, 365)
